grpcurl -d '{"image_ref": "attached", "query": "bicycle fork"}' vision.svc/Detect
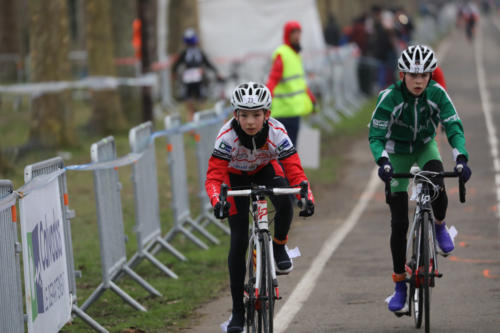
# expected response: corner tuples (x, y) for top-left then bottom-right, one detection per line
(406, 209), (442, 288)
(253, 199), (280, 302)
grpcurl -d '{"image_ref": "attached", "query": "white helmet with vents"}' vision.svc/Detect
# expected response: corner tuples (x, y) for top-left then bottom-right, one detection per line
(231, 82), (272, 111)
(398, 45), (437, 73)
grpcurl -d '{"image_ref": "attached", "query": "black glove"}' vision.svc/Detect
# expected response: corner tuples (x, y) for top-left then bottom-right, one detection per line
(214, 201), (230, 219)
(455, 155), (471, 183)
(299, 199), (315, 217)
(377, 157), (393, 183)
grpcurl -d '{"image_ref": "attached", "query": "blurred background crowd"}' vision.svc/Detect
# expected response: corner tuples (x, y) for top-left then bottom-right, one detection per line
(0, 0), (497, 161)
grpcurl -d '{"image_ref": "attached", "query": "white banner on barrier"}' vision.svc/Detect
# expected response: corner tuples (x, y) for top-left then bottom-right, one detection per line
(297, 122), (320, 169)
(19, 177), (71, 333)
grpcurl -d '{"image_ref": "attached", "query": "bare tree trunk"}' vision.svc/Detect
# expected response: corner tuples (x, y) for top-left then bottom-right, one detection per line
(109, 0), (142, 123)
(168, 0), (199, 54)
(84, 0), (125, 134)
(0, 0), (20, 82)
(28, 0), (75, 147)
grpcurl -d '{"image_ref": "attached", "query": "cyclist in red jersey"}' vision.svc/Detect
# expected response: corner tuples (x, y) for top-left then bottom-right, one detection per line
(206, 82), (315, 333)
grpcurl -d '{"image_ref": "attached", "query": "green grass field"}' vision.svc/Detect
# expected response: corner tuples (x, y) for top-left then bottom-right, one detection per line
(0, 95), (376, 333)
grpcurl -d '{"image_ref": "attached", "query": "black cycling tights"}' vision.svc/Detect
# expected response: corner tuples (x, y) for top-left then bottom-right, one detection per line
(227, 163), (293, 313)
(389, 159), (448, 274)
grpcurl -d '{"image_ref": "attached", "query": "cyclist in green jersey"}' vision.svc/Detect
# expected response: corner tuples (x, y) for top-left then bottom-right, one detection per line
(368, 45), (472, 313)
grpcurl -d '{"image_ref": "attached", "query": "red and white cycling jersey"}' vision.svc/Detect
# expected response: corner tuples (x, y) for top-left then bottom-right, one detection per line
(205, 117), (314, 207)
(212, 117), (296, 172)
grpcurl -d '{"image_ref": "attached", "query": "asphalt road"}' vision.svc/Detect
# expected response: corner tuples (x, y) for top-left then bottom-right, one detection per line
(183, 16), (500, 333)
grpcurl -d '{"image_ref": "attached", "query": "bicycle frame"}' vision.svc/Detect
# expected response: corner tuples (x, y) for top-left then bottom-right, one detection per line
(387, 168), (466, 333)
(250, 196), (277, 300)
(406, 179), (440, 284)
(220, 182), (308, 333)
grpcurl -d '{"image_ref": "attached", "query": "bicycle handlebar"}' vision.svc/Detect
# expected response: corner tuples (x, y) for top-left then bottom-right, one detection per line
(384, 170), (466, 204)
(218, 181), (309, 215)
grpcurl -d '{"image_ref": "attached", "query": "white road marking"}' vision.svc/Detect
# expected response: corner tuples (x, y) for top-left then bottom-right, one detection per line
(474, 20), (500, 223)
(274, 167), (380, 333)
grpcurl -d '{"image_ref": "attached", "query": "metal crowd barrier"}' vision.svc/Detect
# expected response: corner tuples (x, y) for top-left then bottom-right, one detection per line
(24, 157), (108, 333)
(127, 121), (185, 280)
(306, 44), (365, 132)
(0, 180), (24, 333)
(192, 107), (230, 235)
(81, 136), (161, 313)
(339, 44), (364, 110)
(162, 114), (219, 249)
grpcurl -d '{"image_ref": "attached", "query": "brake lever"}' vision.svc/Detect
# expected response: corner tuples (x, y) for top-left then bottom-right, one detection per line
(218, 183), (229, 217)
(455, 164), (466, 203)
(299, 180), (308, 210)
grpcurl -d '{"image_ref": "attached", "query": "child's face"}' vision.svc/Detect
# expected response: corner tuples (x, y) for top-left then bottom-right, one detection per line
(402, 72), (431, 96)
(234, 109), (270, 135)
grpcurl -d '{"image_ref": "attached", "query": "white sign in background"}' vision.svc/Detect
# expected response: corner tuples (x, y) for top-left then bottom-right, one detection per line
(297, 122), (321, 169)
(20, 177), (71, 333)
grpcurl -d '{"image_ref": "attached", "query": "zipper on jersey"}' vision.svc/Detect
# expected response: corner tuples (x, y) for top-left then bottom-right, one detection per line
(413, 98), (418, 141)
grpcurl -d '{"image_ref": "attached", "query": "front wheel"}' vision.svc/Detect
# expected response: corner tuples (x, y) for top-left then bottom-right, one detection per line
(264, 233), (275, 333)
(411, 218), (423, 328)
(422, 212), (431, 333)
(245, 244), (257, 333)
(257, 233), (275, 333)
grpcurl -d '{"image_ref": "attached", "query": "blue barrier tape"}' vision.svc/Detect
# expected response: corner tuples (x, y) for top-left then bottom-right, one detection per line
(65, 105), (232, 172)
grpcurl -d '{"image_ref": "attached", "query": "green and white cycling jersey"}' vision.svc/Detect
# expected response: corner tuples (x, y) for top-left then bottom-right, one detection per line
(369, 80), (469, 163)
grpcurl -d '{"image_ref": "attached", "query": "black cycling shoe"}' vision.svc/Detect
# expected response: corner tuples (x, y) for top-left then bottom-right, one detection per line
(273, 243), (293, 274)
(227, 310), (245, 333)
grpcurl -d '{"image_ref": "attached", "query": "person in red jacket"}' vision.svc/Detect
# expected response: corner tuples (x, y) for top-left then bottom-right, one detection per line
(266, 21), (317, 145)
(205, 81), (315, 333)
(431, 66), (447, 133)
(432, 66), (447, 90)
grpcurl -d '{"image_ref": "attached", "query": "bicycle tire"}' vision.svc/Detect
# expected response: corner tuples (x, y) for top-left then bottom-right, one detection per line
(412, 217), (423, 328)
(423, 212), (431, 333)
(256, 234), (267, 333)
(246, 242), (257, 333)
(264, 233), (275, 333)
(256, 233), (274, 333)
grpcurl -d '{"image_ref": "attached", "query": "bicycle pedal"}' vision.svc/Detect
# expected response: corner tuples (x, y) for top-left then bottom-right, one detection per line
(394, 311), (410, 318)
(438, 251), (450, 257)
(276, 271), (290, 276)
(392, 302), (409, 316)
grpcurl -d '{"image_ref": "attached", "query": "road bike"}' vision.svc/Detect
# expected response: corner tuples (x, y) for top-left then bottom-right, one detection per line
(218, 181), (310, 333)
(385, 166), (466, 333)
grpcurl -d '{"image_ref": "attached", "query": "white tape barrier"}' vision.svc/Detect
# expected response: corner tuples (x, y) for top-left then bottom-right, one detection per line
(65, 106), (230, 172)
(0, 169), (66, 211)
(0, 74), (157, 97)
(65, 152), (143, 171)
(0, 192), (16, 212)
